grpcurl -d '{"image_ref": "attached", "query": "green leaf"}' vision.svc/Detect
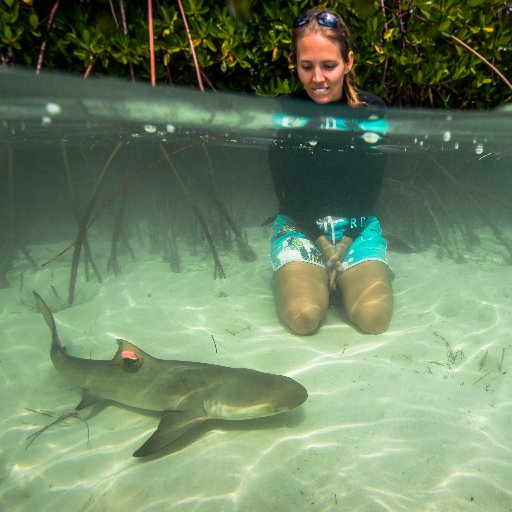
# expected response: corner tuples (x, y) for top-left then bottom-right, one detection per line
(29, 12), (38, 29)
(205, 39), (216, 51)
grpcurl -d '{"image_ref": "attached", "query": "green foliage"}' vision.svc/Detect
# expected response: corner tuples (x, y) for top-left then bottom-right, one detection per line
(347, 0), (512, 108)
(1, 0), (511, 108)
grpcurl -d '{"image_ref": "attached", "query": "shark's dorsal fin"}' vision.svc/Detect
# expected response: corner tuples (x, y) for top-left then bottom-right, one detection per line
(133, 411), (207, 457)
(113, 339), (157, 363)
(113, 339), (160, 373)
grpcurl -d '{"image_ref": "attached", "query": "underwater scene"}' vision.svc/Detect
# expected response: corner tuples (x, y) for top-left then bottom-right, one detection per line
(1, 68), (511, 511)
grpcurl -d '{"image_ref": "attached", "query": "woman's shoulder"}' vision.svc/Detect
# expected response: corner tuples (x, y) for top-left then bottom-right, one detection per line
(356, 89), (386, 107)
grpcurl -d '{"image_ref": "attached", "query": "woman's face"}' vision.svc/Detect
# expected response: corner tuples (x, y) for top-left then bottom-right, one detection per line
(296, 32), (354, 104)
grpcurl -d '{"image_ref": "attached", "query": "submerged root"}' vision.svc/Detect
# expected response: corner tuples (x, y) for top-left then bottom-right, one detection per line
(25, 408), (90, 450)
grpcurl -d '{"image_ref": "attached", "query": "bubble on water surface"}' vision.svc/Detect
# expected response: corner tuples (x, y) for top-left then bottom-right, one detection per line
(45, 102), (61, 115)
(362, 132), (380, 144)
(144, 124), (157, 134)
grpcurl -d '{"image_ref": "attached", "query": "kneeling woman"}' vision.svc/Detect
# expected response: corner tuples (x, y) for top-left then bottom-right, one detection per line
(268, 8), (393, 335)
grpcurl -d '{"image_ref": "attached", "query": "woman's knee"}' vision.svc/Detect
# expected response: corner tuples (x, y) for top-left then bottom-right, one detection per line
(273, 263), (329, 335)
(282, 303), (325, 335)
(349, 301), (392, 334)
(338, 262), (393, 334)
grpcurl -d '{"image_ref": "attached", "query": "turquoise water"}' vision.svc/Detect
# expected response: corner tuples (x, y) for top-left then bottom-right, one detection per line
(0, 69), (511, 511)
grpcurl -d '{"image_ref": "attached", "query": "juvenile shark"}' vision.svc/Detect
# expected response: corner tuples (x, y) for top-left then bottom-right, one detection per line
(33, 291), (307, 457)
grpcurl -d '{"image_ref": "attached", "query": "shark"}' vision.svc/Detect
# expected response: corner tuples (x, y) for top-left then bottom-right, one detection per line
(33, 291), (308, 457)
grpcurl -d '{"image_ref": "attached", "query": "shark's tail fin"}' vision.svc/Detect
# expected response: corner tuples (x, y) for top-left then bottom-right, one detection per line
(33, 291), (65, 354)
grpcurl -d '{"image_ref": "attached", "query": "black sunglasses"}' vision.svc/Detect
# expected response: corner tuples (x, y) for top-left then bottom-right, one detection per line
(293, 11), (340, 28)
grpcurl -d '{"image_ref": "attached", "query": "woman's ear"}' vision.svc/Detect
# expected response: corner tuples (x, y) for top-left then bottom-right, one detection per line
(345, 50), (355, 73)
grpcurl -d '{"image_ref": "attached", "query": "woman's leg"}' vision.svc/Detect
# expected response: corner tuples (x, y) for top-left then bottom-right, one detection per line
(336, 261), (393, 334)
(273, 262), (329, 335)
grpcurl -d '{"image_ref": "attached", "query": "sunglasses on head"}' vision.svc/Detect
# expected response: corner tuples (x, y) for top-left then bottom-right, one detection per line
(293, 11), (340, 28)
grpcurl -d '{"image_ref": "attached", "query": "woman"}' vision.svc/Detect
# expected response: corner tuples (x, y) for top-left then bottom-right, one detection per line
(268, 8), (393, 335)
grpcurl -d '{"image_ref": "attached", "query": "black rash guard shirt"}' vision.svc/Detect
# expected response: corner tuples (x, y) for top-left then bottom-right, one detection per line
(268, 89), (387, 241)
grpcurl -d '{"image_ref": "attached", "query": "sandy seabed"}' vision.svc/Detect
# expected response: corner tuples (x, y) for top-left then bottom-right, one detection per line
(0, 225), (511, 512)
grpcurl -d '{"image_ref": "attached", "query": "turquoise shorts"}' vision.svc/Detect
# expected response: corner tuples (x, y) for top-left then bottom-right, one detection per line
(269, 214), (388, 272)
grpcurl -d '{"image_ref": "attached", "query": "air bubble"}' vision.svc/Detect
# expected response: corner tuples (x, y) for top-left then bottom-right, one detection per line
(144, 124), (157, 134)
(443, 131), (451, 142)
(475, 144), (484, 155)
(362, 132), (380, 144)
(166, 124), (176, 133)
(45, 102), (61, 115)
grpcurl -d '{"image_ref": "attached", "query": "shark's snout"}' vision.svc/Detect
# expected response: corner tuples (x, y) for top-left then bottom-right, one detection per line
(274, 377), (308, 411)
(203, 374), (308, 420)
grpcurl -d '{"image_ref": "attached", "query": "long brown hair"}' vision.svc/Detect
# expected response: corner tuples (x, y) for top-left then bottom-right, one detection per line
(289, 7), (360, 106)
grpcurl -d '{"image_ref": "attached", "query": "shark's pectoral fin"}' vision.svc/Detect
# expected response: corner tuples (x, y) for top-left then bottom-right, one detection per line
(133, 411), (207, 458)
(75, 390), (102, 410)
